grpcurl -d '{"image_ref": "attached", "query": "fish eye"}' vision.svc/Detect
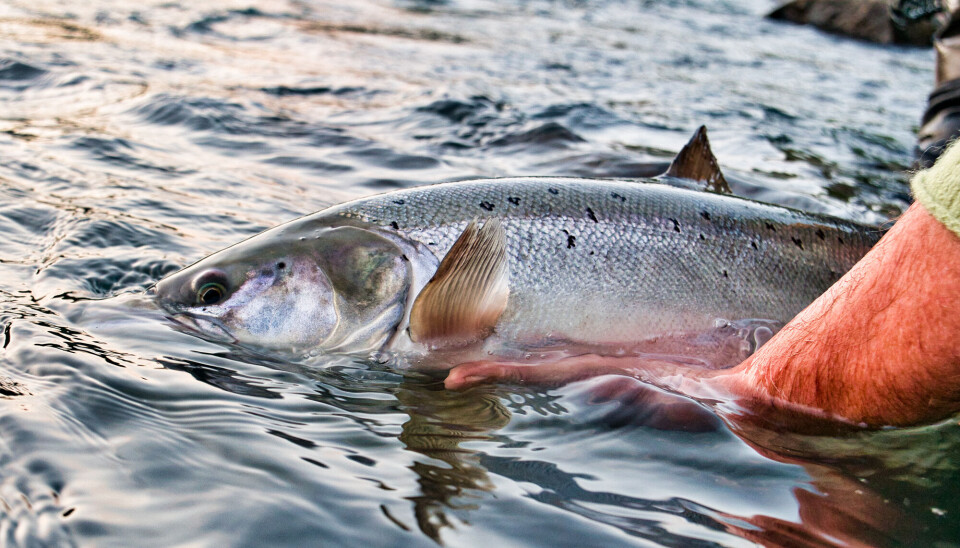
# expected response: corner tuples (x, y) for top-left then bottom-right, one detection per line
(197, 282), (226, 306)
(192, 269), (230, 306)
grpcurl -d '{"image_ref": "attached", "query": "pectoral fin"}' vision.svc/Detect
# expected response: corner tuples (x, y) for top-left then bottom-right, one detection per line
(409, 219), (509, 347)
(664, 125), (731, 194)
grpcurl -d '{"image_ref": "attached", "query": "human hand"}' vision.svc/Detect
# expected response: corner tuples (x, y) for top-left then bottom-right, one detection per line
(444, 353), (689, 391)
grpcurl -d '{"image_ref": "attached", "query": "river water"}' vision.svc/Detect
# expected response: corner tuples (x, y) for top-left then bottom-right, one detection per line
(0, 0), (956, 546)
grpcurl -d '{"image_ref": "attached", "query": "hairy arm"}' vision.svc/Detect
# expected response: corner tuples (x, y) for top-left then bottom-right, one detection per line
(727, 201), (960, 426)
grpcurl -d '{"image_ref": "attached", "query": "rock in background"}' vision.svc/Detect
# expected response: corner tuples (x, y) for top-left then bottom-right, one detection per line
(769, 0), (940, 46)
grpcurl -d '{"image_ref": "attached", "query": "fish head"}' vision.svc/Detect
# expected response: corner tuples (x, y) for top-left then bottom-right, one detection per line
(154, 224), (413, 355)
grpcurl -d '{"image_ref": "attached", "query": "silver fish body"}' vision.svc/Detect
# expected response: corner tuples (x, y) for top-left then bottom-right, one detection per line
(154, 177), (882, 365)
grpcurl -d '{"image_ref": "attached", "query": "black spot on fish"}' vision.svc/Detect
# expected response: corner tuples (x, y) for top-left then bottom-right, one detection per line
(700, 211), (711, 221)
(750, 241), (758, 250)
(838, 236), (845, 245)
(766, 222), (776, 232)
(548, 187), (559, 195)
(816, 229), (825, 240)
(585, 207), (598, 223)
(589, 251), (594, 255)
(480, 201), (495, 211)
(508, 196), (521, 206)
(699, 233), (705, 240)
(792, 237), (804, 250)
(722, 270), (728, 278)
(277, 261), (286, 269)
(668, 218), (681, 233)
(393, 199), (405, 205)
(611, 192), (626, 202)
(562, 229), (576, 249)
(390, 221), (399, 230)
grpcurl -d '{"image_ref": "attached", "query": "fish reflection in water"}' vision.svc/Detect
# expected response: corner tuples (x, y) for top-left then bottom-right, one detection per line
(396, 385), (510, 542)
(393, 379), (915, 546)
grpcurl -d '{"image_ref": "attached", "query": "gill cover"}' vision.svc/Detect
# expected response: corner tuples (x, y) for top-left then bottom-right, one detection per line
(314, 226), (412, 353)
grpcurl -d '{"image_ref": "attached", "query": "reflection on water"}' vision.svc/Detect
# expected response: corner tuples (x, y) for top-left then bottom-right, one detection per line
(0, 0), (957, 545)
(397, 386), (509, 542)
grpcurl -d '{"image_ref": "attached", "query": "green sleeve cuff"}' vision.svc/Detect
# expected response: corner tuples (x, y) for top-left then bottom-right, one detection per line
(912, 140), (960, 238)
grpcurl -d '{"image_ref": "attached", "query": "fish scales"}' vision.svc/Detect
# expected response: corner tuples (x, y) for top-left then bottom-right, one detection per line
(308, 177), (880, 346)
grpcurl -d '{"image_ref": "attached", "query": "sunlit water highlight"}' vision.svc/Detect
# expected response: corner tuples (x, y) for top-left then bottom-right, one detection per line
(0, 0), (957, 546)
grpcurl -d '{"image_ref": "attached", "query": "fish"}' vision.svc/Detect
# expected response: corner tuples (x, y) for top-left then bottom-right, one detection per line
(153, 128), (883, 369)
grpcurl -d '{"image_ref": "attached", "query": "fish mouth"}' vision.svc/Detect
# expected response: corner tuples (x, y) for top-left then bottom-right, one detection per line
(165, 310), (239, 345)
(149, 285), (238, 344)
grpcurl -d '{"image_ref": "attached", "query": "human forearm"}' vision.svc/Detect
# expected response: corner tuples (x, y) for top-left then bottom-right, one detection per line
(732, 202), (960, 426)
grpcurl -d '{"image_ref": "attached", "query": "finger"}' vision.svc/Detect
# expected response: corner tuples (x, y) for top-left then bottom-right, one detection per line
(444, 355), (635, 390)
(443, 361), (533, 390)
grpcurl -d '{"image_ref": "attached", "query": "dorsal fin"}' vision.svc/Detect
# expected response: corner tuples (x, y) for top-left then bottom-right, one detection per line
(409, 218), (509, 348)
(664, 125), (731, 194)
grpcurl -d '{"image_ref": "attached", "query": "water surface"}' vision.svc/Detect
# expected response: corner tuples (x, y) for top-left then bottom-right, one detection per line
(0, 0), (956, 546)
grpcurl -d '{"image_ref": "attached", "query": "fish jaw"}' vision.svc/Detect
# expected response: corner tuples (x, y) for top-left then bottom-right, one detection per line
(165, 310), (239, 345)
